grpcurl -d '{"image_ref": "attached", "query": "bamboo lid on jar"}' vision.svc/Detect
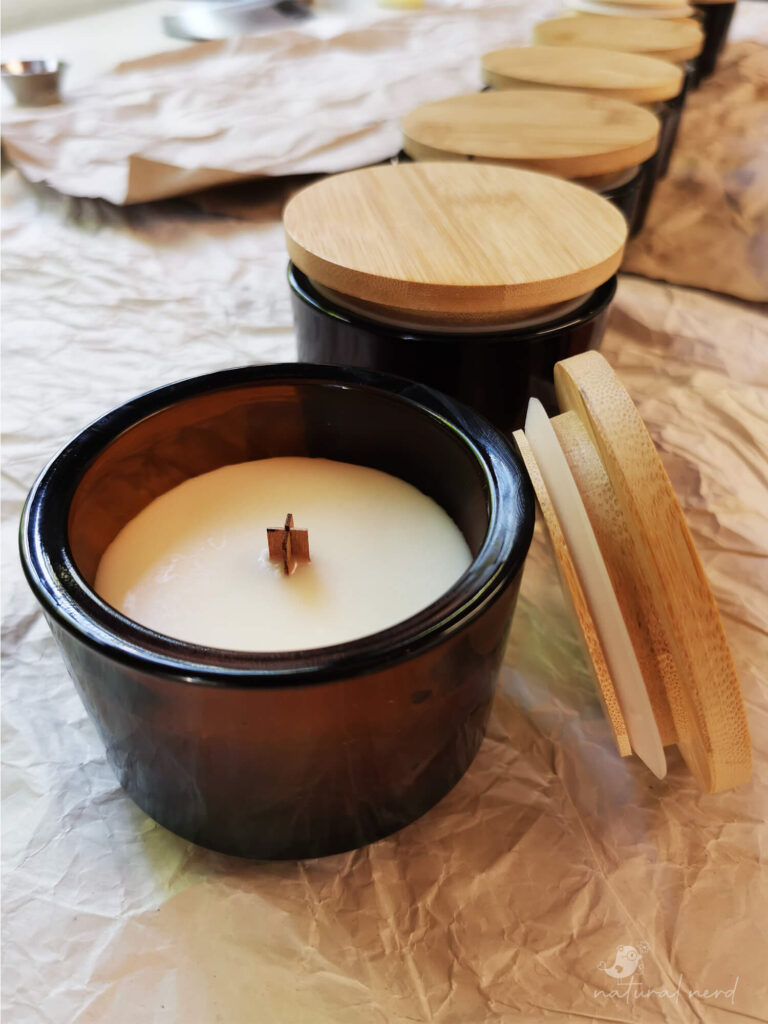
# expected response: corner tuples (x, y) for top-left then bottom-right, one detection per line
(534, 14), (705, 62)
(567, 0), (695, 18)
(578, 0), (692, 7)
(482, 45), (684, 103)
(284, 163), (627, 320)
(514, 351), (752, 793)
(401, 90), (660, 179)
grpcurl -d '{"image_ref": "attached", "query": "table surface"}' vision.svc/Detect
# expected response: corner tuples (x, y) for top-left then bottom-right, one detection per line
(3, 3), (768, 1023)
(1, 0), (421, 87)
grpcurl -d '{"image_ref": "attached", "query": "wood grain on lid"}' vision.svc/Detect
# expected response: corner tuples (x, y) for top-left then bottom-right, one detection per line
(402, 90), (660, 178)
(284, 163), (627, 316)
(482, 45), (684, 103)
(583, 0), (693, 7)
(554, 351), (752, 792)
(534, 14), (705, 62)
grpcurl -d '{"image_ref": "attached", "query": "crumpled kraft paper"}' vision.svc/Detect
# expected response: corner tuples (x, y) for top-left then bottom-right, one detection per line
(3, 149), (768, 1022)
(624, 40), (768, 303)
(0, 0), (562, 205)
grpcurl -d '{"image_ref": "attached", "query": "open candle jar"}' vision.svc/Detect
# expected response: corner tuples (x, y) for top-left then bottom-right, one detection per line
(482, 44), (684, 194)
(400, 89), (660, 236)
(21, 355), (752, 860)
(20, 364), (535, 859)
(285, 163), (627, 435)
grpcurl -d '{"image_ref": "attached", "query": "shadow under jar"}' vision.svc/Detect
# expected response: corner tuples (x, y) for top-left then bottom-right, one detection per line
(400, 89), (660, 237)
(481, 46), (685, 223)
(20, 364), (535, 860)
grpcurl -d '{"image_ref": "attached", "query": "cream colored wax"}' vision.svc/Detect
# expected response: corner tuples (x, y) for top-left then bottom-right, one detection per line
(95, 457), (472, 652)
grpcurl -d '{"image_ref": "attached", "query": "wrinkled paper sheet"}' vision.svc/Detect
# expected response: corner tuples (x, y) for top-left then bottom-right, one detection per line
(624, 40), (768, 302)
(0, 0), (563, 204)
(3, 11), (768, 1024)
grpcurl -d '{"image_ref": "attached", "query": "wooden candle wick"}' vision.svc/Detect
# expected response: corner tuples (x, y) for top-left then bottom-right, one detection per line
(267, 513), (310, 575)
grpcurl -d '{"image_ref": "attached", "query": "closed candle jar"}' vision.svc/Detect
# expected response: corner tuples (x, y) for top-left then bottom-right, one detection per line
(20, 364), (535, 859)
(534, 13), (704, 94)
(691, 0), (736, 80)
(561, 0), (727, 84)
(400, 89), (660, 236)
(482, 44), (684, 192)
(564, 0), (694, 20)
(285, 163), (627, 436)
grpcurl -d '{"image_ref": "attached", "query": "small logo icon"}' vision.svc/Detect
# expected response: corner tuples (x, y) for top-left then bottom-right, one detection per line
(598, 943), (649, 980)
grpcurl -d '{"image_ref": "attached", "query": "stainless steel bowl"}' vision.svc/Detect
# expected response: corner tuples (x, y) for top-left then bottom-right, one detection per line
(1, 59), (66, 106)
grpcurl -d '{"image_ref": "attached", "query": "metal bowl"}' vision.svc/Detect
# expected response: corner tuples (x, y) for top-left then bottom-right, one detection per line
(1, 58), (66, 106)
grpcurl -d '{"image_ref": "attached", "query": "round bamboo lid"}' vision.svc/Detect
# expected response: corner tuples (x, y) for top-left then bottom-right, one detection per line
(482, 45), (684, 103)
(401, 90), (660, 179)
(534, 15), (705, 62)
(580, 0), (692, 7)
(284, 163), (627, 318)
(513, 351), (752, 793)
(567, 0), (694, 17)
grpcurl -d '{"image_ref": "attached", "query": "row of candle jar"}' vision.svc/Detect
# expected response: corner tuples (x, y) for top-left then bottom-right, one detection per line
(554, 0), (737, 84)
(284, 14), (712, 435)
(407, 13), (712, 236)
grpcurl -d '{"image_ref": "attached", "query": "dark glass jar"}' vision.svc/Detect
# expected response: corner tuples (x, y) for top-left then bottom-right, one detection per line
(693, 2), (735, 80)
(596, 160), (650, 235)
(290, 265), (617, 435)
(20, 364), (534, 860)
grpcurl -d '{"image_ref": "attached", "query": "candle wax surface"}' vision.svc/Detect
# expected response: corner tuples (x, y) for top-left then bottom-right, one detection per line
(94, 457), (473, 652)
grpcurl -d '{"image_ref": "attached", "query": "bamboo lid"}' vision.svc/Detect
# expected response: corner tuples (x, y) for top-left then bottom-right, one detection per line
(513, 351), (752, 792)
(567, 0), (694, 17)
(482, 45), (684, 103)
(402, 90), (660, 179)
(283, 163), (627, 318)
(534, 15), (705, 62)
(580, 0), (692, 7)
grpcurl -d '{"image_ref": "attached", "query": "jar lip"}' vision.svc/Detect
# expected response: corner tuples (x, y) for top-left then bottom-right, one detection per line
(20, 363), (534, 689)
(290, 263), (617, 341)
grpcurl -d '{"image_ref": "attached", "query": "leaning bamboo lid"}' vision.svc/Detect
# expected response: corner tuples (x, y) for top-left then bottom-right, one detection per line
(284, 163), (627, 320)
(402, 90), (660, 179)
(514, 351), (751, 792)
(534, 14), (705, 62)
(482, 45), (684, 103)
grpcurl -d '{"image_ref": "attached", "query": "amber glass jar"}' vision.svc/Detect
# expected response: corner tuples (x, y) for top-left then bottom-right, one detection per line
(20, 364), (535, 859)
